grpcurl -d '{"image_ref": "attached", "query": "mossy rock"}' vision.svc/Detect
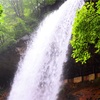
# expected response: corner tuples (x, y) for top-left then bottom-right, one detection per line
(45, 0), (56, 5)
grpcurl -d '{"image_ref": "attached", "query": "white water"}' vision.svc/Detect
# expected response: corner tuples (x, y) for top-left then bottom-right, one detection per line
(8, 0), (84, 100)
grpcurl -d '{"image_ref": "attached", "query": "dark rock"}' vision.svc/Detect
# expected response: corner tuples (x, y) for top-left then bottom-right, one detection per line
(0, 35), (30, 88)
(0, 46), (19, 88)
(84, 0), (98, 2)
(63, 44), (100, 79)
(39, 0), (66, 19)
(58, 80), (100, 100)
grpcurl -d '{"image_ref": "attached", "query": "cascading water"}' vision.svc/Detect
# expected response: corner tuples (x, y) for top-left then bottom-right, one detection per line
(8, 0), (84, 100)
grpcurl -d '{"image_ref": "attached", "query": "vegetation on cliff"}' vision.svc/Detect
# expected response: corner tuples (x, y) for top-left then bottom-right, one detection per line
(0, 0), (56, 51)
(0, 5), (3, 16)
(71, 0), (100, 64)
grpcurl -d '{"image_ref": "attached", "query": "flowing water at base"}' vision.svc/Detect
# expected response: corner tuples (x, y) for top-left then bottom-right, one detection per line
(8, 0), (84, 100)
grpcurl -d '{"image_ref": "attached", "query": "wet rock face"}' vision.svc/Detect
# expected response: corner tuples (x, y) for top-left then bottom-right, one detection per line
(40, 0), (66, 19)
(0, 45), (19, 88)
(58, 80), (100, 100)
(84, 0), (98, 2)
(0, 35), (30, 88)
(84, 0), (90, 2)
(63, 44), (100, 79)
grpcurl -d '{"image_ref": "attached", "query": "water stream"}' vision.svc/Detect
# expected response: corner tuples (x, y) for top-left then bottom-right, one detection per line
(8, 0), (84, 100)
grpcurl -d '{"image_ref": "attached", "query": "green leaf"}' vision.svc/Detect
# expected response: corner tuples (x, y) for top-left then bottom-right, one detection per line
(70, 1), (100, 64)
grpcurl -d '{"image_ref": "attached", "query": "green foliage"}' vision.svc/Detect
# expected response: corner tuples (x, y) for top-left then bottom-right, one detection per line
(0, 0), (40, 51)
(70, 0), (100, 64)
(45, 0), (56, 5)
(14, 18), (31, 39)
(0, 5), (3, 16)
(0, 0), (57, 51)
(0, 5), (3, 23)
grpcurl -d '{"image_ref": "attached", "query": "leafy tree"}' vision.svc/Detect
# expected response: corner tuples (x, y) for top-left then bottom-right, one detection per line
(14, 18), (31, 39)
(70, 0), (100, 64)
(0, 0), (58, 51)
(0, 5), (5, 47)
(0, 4), (3, 16)
(9, 0), (24, 18)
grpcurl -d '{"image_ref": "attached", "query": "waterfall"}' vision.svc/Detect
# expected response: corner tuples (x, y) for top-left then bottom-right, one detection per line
(8, 0), (84, 100)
